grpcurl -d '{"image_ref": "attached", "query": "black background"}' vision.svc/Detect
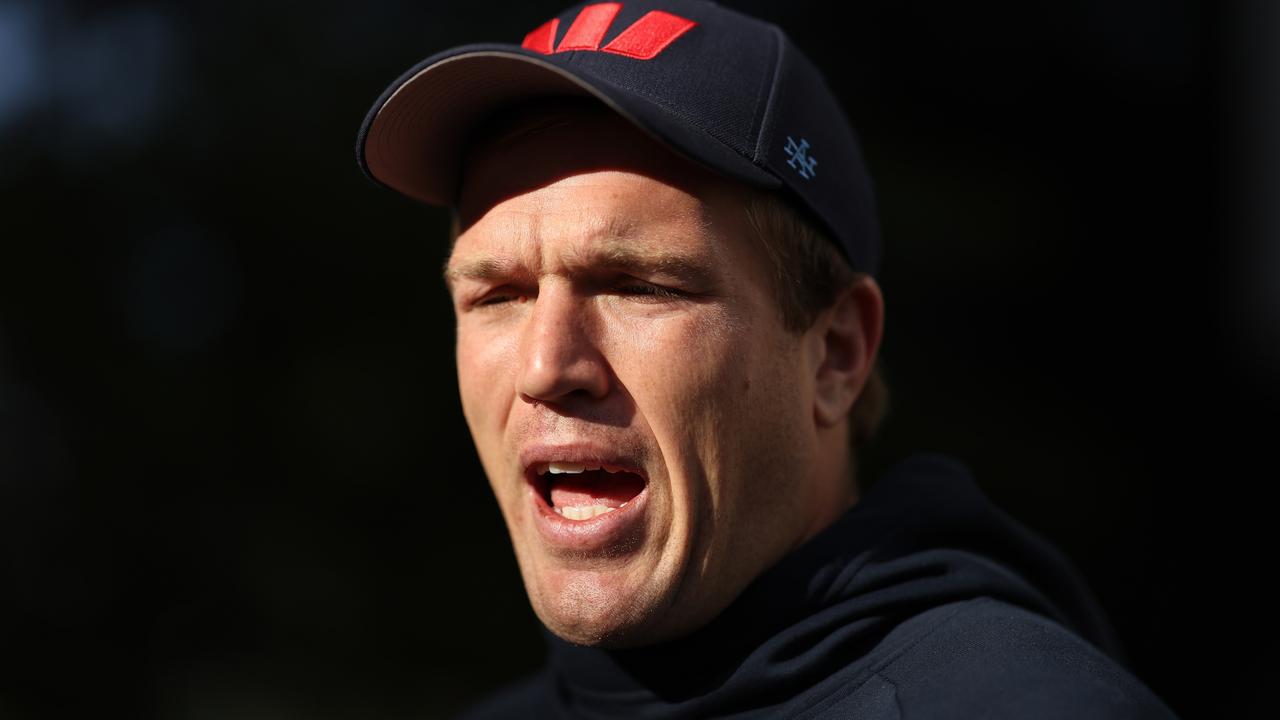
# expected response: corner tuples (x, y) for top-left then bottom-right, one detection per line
(1, 0), (1273, 717)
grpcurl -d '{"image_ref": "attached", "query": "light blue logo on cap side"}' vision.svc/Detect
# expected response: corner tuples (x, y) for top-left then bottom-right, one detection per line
(784, 136), (818, 180)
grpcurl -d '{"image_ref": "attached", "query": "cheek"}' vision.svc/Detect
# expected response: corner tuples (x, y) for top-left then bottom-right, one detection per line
(603, 309), (757, 452)
(455, 324), (520, 439)
(625, 313), (808, 499)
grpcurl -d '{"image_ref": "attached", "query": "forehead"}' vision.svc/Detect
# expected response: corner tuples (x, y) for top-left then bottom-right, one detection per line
(452, 103), (757, 269)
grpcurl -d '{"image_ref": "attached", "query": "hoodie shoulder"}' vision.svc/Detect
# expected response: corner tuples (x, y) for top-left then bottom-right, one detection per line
(871, 597), (1177, 719)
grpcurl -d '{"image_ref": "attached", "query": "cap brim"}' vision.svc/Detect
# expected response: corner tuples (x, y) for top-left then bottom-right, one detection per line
(356, 44), (781, 207)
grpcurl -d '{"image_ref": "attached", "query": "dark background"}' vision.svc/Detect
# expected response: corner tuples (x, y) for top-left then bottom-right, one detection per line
(0, 0), (1273, 717)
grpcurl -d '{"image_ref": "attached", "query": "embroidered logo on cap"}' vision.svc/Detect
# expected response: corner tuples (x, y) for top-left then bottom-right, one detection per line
(784, 136), (818, 180)
(522, 3), (697, 60)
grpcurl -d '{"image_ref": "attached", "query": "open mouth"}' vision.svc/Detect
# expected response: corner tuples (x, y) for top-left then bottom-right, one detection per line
(531, 462), (647, 521)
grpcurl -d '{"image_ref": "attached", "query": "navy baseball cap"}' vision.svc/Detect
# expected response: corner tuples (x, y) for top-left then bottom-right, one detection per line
(356, 0), (880, 274)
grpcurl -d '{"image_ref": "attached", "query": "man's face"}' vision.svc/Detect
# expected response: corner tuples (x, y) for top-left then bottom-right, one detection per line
(447, 107), (842, 646)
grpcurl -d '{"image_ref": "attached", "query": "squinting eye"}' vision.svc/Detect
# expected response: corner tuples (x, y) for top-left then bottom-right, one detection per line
(472, 291), (530, 308)
(617, 284), (685, 300)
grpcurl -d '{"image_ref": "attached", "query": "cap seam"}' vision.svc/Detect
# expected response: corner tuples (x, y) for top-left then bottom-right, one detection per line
(752, 25), (788, 167)
(750, 24), (785, 166)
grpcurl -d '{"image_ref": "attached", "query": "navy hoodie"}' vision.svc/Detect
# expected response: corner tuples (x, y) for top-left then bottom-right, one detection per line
(459, 454), (1177, 719)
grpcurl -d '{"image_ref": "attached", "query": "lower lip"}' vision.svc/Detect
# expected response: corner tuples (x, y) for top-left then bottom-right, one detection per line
(528, 478), (649, 555)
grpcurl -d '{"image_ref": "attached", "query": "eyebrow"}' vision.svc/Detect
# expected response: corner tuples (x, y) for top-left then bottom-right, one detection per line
(443, 235), (717, 290)
(443, 256), (521, 287)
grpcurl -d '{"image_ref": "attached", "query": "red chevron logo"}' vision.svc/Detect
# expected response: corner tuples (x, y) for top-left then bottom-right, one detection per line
(521, 3), (697, 60)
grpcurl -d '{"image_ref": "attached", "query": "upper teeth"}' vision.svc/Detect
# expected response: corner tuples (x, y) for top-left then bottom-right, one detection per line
(540, 462), (630, 475)
(548, 462), (588, 474)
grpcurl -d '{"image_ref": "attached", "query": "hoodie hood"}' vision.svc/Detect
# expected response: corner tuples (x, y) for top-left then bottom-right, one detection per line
(543, 453), (1123, 717)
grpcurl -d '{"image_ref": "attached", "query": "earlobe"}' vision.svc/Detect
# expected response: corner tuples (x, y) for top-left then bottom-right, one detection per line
(812, 276), (884, 428)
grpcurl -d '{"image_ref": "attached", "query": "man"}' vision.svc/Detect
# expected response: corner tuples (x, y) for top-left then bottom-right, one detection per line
(357, 1), (1177, 717)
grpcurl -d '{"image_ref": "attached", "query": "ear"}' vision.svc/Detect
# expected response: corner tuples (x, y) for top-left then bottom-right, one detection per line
(807, 275), (884, 428)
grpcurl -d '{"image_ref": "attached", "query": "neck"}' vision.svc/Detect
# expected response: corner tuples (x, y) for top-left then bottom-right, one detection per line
(800, 424), (857, 544)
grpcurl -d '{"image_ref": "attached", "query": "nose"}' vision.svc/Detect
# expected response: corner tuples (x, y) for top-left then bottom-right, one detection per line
(516, 284), (611, 405)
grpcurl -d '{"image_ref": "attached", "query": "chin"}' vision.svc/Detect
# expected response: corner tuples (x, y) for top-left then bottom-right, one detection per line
(526, 566), (668, 648)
